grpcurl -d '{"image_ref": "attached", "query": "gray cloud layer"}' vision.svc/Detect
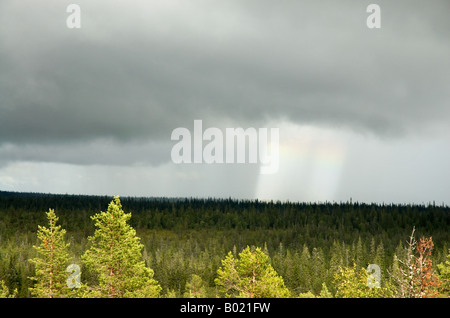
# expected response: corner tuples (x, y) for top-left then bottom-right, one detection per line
(1, 0), (449, 166)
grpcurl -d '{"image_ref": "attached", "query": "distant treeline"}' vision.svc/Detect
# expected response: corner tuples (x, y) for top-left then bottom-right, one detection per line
(0, 190), (448, 242)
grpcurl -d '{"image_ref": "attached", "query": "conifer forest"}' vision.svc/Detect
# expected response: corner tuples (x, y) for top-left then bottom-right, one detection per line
(0, 190), (449, 298)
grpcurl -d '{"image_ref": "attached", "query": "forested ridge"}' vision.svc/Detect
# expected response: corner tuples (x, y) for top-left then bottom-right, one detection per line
(0, 190), (448, 298)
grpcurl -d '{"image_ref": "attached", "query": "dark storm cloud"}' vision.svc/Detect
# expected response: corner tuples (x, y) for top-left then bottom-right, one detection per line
(0, 139), (172, 166)
(0, 0), (449, 165)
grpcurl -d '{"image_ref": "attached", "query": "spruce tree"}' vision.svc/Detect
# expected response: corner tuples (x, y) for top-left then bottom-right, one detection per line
(374, 242), (385, 270)
(355, 236), (366, 268)
(29, 209), (71, 298)
(81, 196), (161, 298)
(311, 247), (326, 294)
(299, 244), (312, 292)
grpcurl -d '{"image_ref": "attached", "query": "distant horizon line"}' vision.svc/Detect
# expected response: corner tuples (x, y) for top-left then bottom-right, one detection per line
(0, 189), (447, 208)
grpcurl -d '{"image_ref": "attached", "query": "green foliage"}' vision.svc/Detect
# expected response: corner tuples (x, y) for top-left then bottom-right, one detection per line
(297, 291), (316, 298)
(319, 283), (333, 298)
(0, 192), (448, 298)
(215, 246), (290, 298)
(0, 280), (17, 298)
(184, 274), (207, 298)
(81, 196), (161, 298)
(333, 264), (395, 298)
(28, 209), (71, 298)
(164, 289), (178, 298)
(437, 248), (450, 296)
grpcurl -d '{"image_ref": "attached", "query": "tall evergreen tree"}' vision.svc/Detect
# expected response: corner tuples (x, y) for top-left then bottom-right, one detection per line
(29, 209), (71, 298)
(81, 196), (161, 298)
(374, 242), (386, 279)
(311, 247), (327, 293)
(369, 237), (377, 264)
(354, 236), (366, 268)
(330, 240), (344, 273)
(299, 244), (312, 292)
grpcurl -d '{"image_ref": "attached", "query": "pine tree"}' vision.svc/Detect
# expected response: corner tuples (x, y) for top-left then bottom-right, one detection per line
(81, 196), (161, 298)
(29, 209), (71, 298)
(215, 245), (290, 298)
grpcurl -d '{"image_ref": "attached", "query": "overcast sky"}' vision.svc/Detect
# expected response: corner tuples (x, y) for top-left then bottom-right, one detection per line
(0, 0), (449, 204)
